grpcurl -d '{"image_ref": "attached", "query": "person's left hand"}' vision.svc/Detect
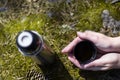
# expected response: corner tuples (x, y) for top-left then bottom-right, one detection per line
(80, 53), (120, 71)
(63, 46), (120, 71)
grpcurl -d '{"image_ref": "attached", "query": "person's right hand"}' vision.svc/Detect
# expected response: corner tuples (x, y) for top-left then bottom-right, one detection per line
(76, 31), (119, 53)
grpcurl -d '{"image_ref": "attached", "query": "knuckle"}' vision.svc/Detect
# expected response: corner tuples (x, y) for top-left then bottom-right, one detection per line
(84, 30), (91, 34)
(84, 31), (90, 37)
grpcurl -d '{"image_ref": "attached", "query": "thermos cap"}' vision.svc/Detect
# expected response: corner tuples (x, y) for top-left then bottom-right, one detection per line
(17, 31), (33, 48)
(16, 30), (43, 56)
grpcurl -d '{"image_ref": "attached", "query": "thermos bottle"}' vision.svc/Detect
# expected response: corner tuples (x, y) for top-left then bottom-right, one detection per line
(16, 30), (55, 66)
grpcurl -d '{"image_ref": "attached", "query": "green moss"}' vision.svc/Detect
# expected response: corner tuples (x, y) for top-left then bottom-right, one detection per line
(4, 14), (48, 34)
(1, 0), (120, 80)
(76, 0), (120, 32)
(0, 14), (48, 80)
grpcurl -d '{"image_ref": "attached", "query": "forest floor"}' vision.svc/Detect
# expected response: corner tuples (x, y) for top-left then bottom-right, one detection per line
(1, 0), (120, 80)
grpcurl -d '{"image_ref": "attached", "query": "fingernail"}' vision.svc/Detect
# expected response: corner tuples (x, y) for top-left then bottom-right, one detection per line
(84, 64), (89, 68)
(61, 47), (68, 53)
(61, 49), (65, 53)
(68, 56), (71, 60)
(77, 32), (82, 35)
(77, 32), (85, 37)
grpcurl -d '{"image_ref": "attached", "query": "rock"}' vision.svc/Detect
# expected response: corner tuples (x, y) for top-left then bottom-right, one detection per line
(107, 16), (115, 28)
(0, 7), (7, 12)
(48, 0), (59, 3)
(105, 0), (120, 4)
(26, 0), (38, 3)
(115, 21), (120, 28)
(101, 10), (110, 19)
(66, 0), (72, 3)
(101, 9), (120, 36)
(111, 0), (120, 4)
(101, 10), (110, 28)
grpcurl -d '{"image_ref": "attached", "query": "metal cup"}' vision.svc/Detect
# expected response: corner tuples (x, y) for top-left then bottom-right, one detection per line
(16, 30), (55, 66)
(74, 40), (97, 64)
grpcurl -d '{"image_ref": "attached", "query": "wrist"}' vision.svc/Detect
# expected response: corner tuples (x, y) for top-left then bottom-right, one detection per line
(110, 37), (120, 53)
(115, 54), (120, 69)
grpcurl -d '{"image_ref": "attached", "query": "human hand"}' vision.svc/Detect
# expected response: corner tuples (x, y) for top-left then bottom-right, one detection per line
(61, 31), (120, 70)
(65, 51), (120, 71)
(81, 53), (120, 71)
(76, 31), (115, 53)
(62, 37), (84, 69)
(62, 31), (116, 55)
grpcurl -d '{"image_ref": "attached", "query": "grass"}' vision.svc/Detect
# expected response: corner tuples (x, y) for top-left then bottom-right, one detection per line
(0, 0), (120, 80)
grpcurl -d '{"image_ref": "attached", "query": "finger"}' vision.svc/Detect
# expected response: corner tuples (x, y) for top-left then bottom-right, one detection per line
(84, 59), (105, 69)
(61, 37), (82, 53)
(83, 30), (103, 37)
(84, 59), (110, 71)
(85, 66), (110, 71)
(68, 53), (84, 69)
(77, 31), (99, 44)
(84, 53), (119, 71)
